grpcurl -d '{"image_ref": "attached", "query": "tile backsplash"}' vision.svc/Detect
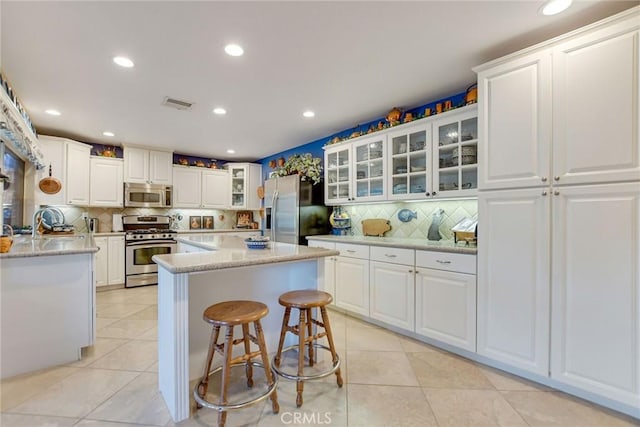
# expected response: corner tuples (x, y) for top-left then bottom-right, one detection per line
(344, 199), (478, 240)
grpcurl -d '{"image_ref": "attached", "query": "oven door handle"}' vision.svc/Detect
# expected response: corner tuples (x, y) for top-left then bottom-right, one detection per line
(126, 240), (177, 247)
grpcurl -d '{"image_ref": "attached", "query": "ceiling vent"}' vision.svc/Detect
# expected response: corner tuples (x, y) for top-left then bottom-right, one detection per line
(162, 97), (193, 111)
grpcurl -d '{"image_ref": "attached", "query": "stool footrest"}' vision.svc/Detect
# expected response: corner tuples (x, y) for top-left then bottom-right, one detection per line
(272, 344), (341, 381)
(194, 361), (278, 412)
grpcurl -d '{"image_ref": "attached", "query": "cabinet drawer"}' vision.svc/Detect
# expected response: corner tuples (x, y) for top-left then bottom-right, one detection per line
(308, 240), (336, 251)
(335, 242), (369, 259)
(416, 250), (476, 274)
(370, 246), (414, 265)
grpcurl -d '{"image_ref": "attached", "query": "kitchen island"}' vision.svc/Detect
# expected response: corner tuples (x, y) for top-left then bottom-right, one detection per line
(0, 234), (98, 379)
(152, 234), (338, 422)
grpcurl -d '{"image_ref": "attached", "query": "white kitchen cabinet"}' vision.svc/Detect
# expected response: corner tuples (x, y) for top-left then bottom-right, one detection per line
(124, 147), (173, 185)
(90, 157), (123, 207)
(227, 163), (262, 210)
(550, 183), (640, 408)
(65, 141), (91, 206)
(476, 50), (552, 191)
(324, 144), (352, 205)
(107, 235), (125, 285)
(201, 169), (229, 209)
(369, 246), (414, 331)
(415, 251), (476, 352)
(477, 188), (550, 376)
(352, 135), (386, 202)
(387, 122), (431, 201)
(307, 240), (337, 300)
(334, 242), (369, 316)
(34, 135), (67, 206)
(172, 166), (202, 208)
(95, 235), (125, 287)
(94, 236), (109, 287)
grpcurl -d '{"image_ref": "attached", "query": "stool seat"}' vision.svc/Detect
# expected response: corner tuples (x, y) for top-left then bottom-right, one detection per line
(278, 290), (333, 309)
(203, 300), (269, 326)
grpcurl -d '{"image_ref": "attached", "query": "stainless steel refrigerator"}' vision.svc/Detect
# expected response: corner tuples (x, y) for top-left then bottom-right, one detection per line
(264, 175), (330, 245)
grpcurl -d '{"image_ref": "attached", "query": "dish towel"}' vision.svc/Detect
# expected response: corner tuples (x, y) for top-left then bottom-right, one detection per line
(427, 209), (444, 241)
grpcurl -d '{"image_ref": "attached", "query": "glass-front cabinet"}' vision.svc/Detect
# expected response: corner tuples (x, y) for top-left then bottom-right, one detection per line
(353, 135), (386, 202)
(432, 107), (478, 197)
(325, 144), (352, 204)
(387, 123), (431, 200)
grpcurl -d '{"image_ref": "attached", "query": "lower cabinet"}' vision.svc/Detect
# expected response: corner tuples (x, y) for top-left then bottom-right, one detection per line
(334, 243), (369, 316)
(94, 235), (125, 287)
(307, 240), (337, 299)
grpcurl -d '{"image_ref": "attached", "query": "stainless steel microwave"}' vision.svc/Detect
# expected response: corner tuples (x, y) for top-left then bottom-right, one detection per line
(124, 183), (172, 208)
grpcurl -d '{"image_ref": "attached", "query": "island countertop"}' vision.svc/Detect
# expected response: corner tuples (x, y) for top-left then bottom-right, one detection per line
(0, 233), (99, 259)
(153, 234), (339, 274)
(306, 234), (477, 254)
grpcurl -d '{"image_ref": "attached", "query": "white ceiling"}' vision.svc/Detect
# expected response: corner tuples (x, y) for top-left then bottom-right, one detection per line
(1, 1), (636, 161)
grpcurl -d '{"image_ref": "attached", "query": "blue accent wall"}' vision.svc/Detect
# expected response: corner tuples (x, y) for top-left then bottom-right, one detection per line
(257, 89), (470, 181)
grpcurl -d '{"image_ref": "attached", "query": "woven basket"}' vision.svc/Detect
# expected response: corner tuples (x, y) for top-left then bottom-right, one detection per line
(0, 236), (12, 253)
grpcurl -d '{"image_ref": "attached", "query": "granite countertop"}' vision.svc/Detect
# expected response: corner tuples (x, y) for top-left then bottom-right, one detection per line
(0, 233), (99, 259)
(174, 229), (262, 234)
(153, 234), (338, 274)
(306, 235), (477, 255)
(93, 232), (126, 236)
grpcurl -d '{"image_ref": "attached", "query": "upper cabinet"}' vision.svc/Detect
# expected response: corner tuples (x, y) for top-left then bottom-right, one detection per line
(65, 141), (91, 205)
(90, 157), (123, 207)
(123, 147), (173, 185)
(324, 105), (478, 205)
(172, 166), (229, 209)
(476, 12), (639, 190)
(226, 163), (262, 210)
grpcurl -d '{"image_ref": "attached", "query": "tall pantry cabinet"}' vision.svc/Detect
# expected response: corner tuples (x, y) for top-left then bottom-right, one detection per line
(475, 7), (639, 411)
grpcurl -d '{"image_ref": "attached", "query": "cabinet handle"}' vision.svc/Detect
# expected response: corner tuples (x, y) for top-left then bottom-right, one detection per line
(436, 260), (451, 264)
(408, 269), (413, 273)
(346, 249), (356, 253)
(542, 190), (548, 196)
(384, 254), (397, 258)
(554, 176), (560, 181)
(541, 177), (547, 182)
(554, 190), (560, 196)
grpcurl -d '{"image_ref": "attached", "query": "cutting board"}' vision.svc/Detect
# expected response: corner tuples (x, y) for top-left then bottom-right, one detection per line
(362, 219), (391, 237)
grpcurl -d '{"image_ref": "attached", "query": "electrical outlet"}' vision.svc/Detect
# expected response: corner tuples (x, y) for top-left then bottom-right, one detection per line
(82, 212), (88, 219)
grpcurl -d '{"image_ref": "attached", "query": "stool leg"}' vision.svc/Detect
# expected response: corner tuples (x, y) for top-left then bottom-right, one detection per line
(306, 308), (314, 367)
(242, 323), (254, 387)
(274, 307), (291, 368)
(296, 308), (306, 407)
(197, 325), (220, 407)
(218, 326), (234, 427)
(320, 306), (343, 387)
(254, 319), (279, 414)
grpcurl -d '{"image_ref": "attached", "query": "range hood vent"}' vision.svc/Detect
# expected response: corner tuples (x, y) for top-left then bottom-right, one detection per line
(162, 97), (193, 111)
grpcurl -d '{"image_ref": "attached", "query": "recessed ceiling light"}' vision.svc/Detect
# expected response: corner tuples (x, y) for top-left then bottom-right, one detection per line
(226, 149), (236, 154)
(224, 44), (244, 57)
(213, 107), (227, 115)
(540, 0), (572, 16)
(102, 131), (115, 137)
(45, 109), (61, 116)
(113, 56), (135, 68)
(303, 110), (315, 118)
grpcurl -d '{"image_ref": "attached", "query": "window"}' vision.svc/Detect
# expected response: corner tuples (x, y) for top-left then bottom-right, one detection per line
(3, 146), (25, 227)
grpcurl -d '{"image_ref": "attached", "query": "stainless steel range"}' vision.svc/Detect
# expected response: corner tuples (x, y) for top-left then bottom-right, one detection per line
(123, 215), (177, 288)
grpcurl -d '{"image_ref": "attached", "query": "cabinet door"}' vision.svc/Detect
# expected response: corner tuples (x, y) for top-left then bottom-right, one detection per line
(90, 158), (123, 207)
(172, 167), (202, 208)
(325, 145), (352, 205)
(94, 237), (108, 287)
(335, 256), (369, 316)
(477, 50), (552, 190)
(65, 142), (91, 205)
(35, 136), (66, 206)
(229, 165), (248, 209)
(370, 261), (414, 331)
(308, 240), (337, 299)
(149, 150), (173, 184)
(432, 106), (479, 198)
(123, 147), (149, 184)
(352, 135), (386, 202)
(477, 188), (550, 375)
(415, 268), (476, 352)
(551, 183), (640, 407)
(202, 170), (229, 208)
(553, 23), (640, 186)
(387, 122), (431, 201)
(107, 236), (125, 285)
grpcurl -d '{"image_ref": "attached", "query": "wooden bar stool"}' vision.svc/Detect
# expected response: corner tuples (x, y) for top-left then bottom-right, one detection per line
(273, 290), (343, 407)
(193, 300), (279, 427)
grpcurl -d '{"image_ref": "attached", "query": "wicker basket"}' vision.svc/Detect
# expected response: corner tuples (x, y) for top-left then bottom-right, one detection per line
(0, 235), (12, 253)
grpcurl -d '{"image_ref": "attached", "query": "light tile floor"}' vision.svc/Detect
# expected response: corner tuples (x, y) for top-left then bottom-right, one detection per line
(1, 286), (638, 427)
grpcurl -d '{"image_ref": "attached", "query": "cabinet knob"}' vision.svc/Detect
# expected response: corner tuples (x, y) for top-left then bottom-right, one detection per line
(408, 269), (413, 273)
(542, 190), (548, 196)
(425, 192), (430, 197)
(554, 190), (560, 196)
(432, 191), (437, 196)
(541, 177), (547, 182)
(554, 176), (560, 181)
